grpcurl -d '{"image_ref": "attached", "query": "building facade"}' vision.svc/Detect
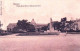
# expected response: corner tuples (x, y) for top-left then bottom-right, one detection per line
(7, 23), (17, 32)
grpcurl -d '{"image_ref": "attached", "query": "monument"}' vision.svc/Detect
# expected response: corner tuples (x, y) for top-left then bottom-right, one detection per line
(49, 18), (55, 32)
(46, 18), (59, 33)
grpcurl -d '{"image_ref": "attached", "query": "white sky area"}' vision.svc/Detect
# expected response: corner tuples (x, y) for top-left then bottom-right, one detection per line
(0, 0), (80, 30)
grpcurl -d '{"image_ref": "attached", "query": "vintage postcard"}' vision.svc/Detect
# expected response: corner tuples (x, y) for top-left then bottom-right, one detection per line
(0, 0), (80, 51)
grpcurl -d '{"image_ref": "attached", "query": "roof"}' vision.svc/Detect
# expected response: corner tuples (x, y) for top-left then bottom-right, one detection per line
(7, 23), (17, 29)
(35, 24), (47, 28)
(31, 19), (36, 25)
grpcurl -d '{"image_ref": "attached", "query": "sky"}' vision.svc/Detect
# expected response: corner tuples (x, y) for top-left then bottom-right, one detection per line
(0, 0), (80, 30)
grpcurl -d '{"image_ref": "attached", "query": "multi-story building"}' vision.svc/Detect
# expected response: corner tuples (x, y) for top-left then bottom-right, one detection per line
(7, 19), (47, 32)
(31, 19), (47, 32)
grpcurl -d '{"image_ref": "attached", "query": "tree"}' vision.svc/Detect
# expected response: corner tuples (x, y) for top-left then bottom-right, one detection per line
(61, 17), (67, 22)
(16, 19), (35, 32)
(60, 17), (67, 32)
(53, 22), (61, 31)
(0, 21), (2, 33)
(41, 26), (48, 31)
(0, 21), (2, 29)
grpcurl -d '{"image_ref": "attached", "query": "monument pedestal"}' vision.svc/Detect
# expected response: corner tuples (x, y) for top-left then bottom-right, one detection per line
(46, 18), (59, 35)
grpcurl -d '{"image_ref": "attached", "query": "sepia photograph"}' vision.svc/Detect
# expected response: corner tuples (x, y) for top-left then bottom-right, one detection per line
(0, 0), (80, 51)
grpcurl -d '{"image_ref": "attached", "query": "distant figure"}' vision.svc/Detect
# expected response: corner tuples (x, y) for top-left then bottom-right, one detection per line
(65, 31), (67, 36)
(59, 32), (67, 36)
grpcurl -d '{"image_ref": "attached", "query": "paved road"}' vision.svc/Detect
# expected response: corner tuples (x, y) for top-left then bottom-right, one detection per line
(0, 34), (80, 51)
